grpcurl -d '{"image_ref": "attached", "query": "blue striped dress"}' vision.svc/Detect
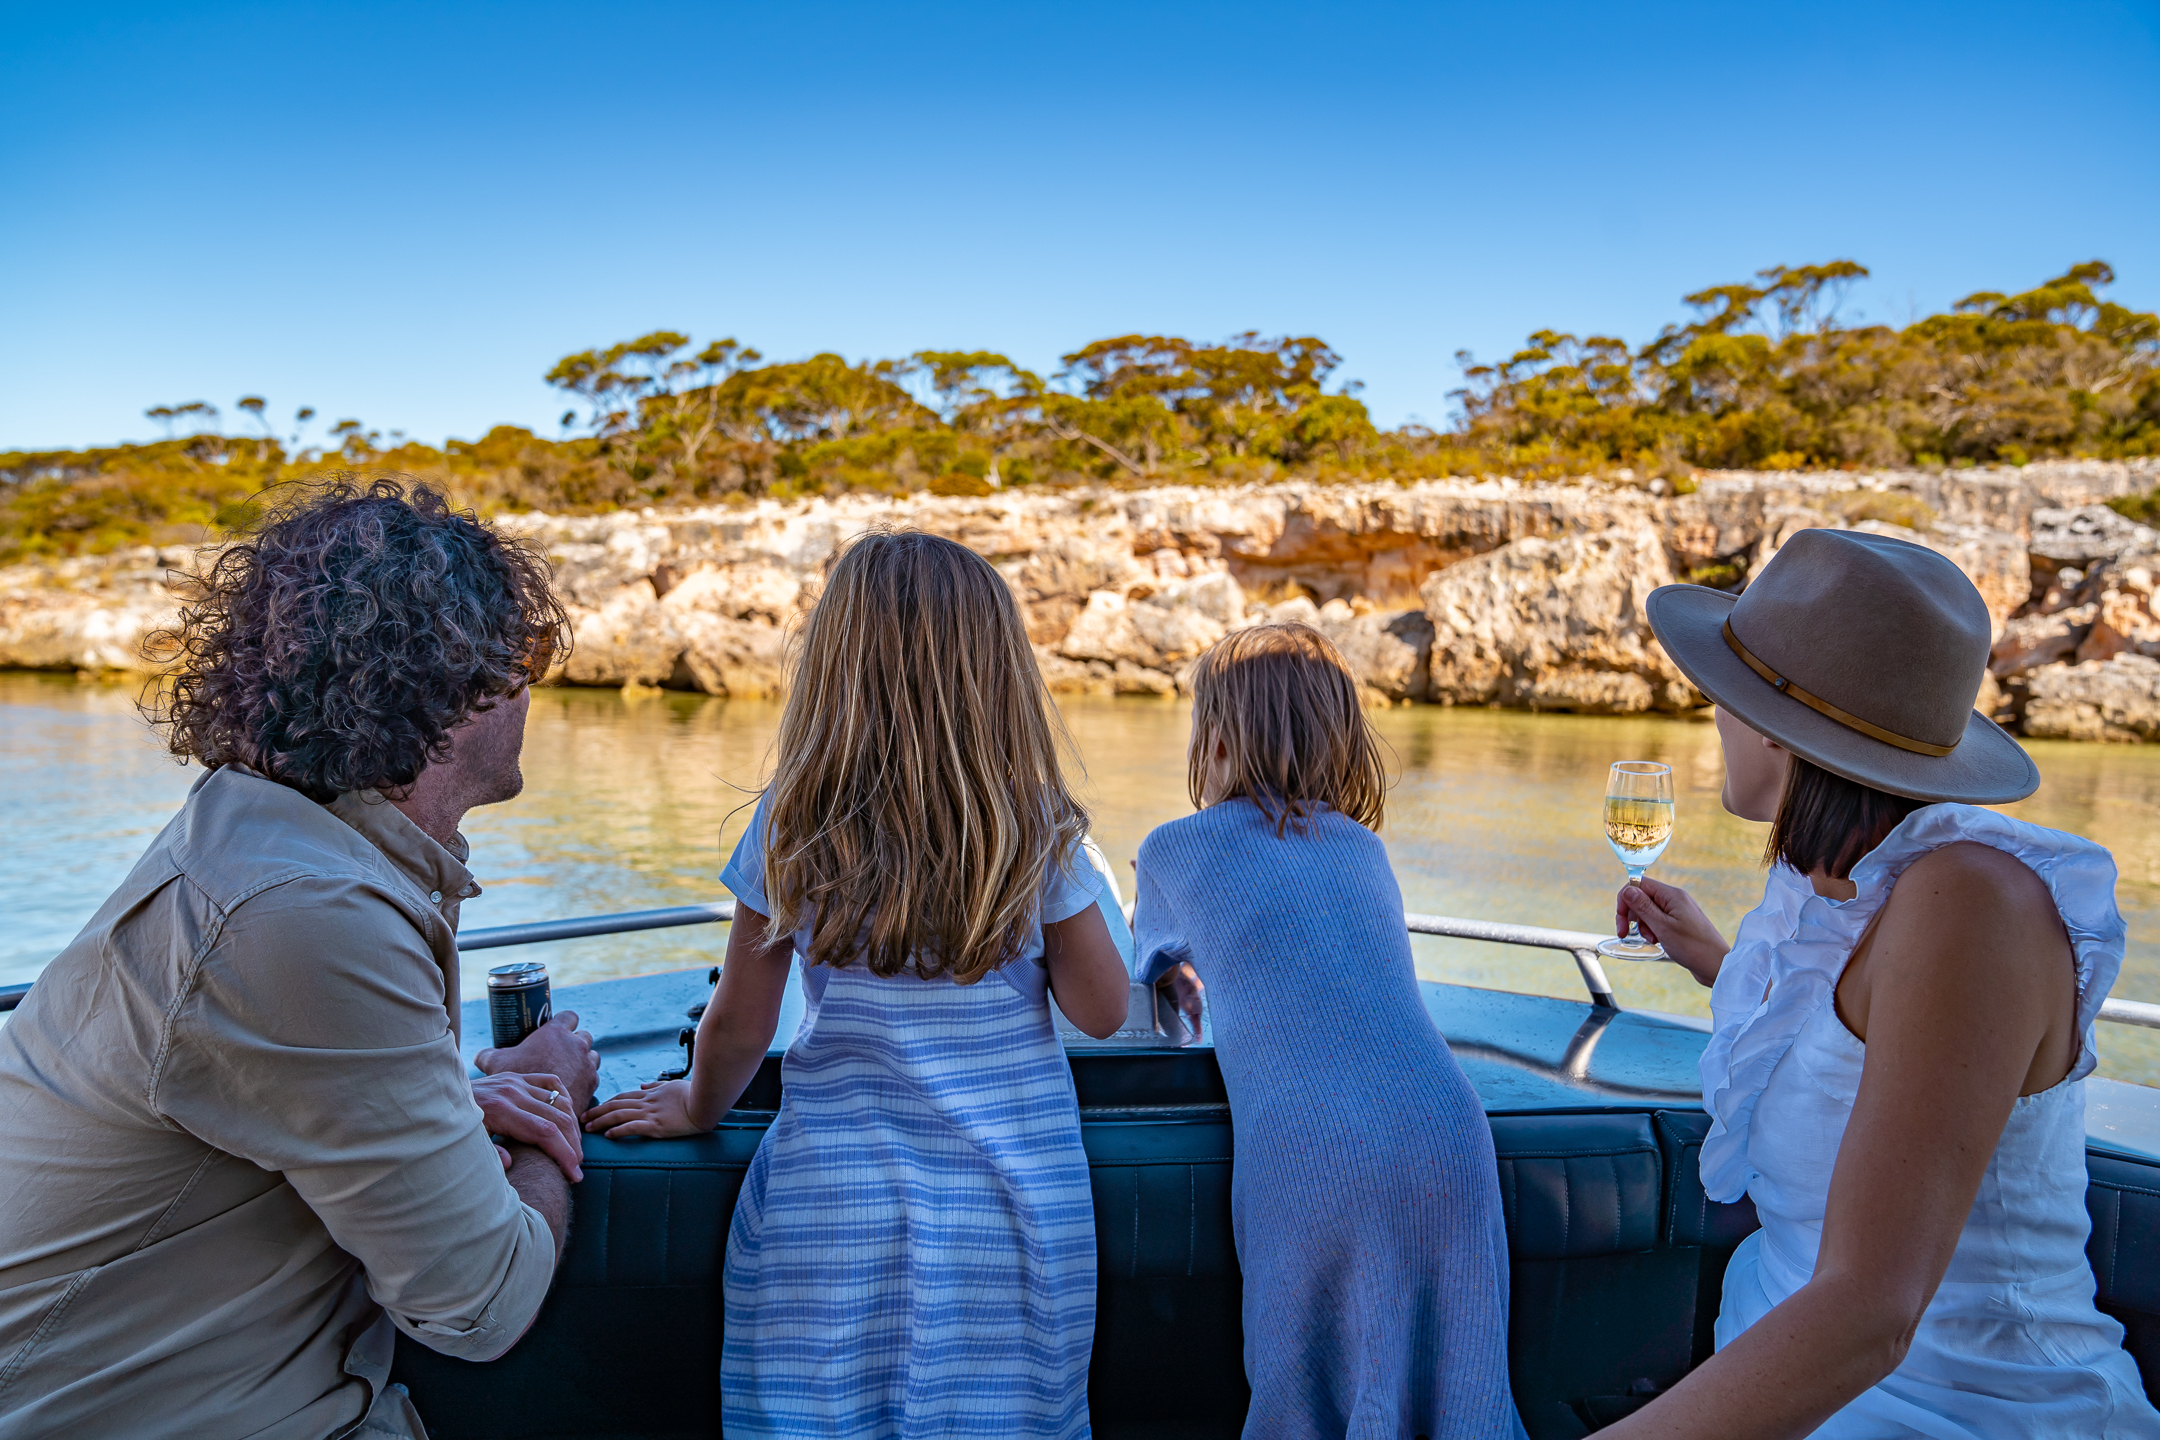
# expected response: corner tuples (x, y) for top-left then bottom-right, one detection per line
(718, 796), (1104, 1438)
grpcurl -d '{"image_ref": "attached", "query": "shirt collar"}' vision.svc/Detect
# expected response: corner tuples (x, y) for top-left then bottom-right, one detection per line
(326, 791), (483, 904)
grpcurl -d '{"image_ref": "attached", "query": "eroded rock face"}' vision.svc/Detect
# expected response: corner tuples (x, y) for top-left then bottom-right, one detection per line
(2030, 506), (2160, 570)
(1992, 606), (2096, 678)
(7, 460), (2158, 739)
(2021, 656), (2160, 742)
(0, 549), (188, 671)
(1314, 600), (1434, 704)
(1058, 572), (1246, 673)
(1419, 522), (1699, 714)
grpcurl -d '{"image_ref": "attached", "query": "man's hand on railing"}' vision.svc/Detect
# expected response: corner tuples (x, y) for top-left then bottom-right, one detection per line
(472, 1071), (586, 1182)
(1617, 879), (1730, 988)
(475, 1010), (599, 1114)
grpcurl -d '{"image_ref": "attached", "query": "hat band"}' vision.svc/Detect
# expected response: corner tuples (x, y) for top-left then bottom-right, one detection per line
(1722, 620), (1958, 758)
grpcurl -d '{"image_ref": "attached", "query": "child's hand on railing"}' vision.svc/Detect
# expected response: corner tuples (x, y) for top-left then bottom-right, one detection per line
(583, 1079), (711, 1140)
(1155, 961), (1205, 1043)
(1617, 878), (1730, 988)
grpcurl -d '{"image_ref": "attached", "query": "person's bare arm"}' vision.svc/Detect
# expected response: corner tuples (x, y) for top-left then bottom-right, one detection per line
(1046, 904), (1129, 1039)
(585, 905), (793, 1138)
(504, 1146), (572, 1264)
(1597, 846), (2072, 1440)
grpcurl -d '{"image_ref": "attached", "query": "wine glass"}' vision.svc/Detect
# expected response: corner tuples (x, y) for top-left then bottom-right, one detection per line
(1597, 761), (1674, 962)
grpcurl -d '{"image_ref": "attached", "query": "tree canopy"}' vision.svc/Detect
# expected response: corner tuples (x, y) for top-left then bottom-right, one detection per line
(1451, 261), (2159, 476)
(4, 260), (2155, 559)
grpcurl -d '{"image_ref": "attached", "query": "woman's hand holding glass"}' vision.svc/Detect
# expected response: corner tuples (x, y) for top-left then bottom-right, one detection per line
(1615, 876), (1731, 987)
(1596, 761), (1675, 961)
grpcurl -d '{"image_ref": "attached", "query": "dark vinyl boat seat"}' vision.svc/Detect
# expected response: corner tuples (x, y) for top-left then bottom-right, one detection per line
(1490, 1111), (1754, 1437)
(391, 1108), (1252, 1440)
(395, 974), (2160, 1440)
(394, 1102), (2160, 1440)
(2090, 1153), (2160, 1403)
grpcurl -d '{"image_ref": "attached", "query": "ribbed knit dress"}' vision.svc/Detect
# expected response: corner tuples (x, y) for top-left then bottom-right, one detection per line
(1133, 799), (1525, 1440)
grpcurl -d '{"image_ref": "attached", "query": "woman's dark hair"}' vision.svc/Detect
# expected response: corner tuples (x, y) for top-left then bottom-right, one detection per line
(148, 476), (569, 801)
(1766, 755), (1926, 880)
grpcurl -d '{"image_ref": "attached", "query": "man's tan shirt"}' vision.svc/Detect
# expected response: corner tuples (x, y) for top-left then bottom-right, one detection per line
(0, 766), (554, 1439)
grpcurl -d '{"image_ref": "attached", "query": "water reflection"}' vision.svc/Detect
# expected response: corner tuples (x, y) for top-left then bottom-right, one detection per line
(6, 673), (2156, 1084)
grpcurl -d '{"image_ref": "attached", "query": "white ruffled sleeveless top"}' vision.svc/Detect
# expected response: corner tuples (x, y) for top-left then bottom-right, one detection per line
(1699, 804), (2160, 1438)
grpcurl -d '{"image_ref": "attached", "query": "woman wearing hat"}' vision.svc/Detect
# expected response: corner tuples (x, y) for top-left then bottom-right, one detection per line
(1597, 528), (2159, 1439)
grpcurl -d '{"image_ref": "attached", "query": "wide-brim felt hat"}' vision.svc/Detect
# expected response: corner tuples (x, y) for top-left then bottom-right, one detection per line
(1646, 527), (2038, 805)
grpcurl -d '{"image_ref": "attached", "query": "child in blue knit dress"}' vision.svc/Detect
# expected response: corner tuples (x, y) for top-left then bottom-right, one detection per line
(585, 530), (1131, 1438)
(1134, 623), (1525, 1440)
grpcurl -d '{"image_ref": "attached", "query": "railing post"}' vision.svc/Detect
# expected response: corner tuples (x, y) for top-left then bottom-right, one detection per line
(1571, 949), (1618, 1011)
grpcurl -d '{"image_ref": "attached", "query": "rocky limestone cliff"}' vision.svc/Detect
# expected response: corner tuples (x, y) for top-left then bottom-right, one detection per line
(5, 460), (2157, 739)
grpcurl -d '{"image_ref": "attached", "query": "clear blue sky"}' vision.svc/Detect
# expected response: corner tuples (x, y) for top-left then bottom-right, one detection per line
(3, 0), (2157, 450)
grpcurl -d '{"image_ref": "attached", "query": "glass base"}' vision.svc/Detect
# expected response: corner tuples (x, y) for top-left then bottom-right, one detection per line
(1597, 934), (1668, 962)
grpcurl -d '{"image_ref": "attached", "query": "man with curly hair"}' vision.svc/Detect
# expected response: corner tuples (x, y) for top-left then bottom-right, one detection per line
(0, 481), (596, 1440)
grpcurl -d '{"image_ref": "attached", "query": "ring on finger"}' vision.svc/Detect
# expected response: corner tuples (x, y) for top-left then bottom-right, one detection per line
(544, 1088), (563, 1108)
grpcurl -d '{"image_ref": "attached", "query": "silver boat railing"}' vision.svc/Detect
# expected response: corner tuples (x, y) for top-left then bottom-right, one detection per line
(456, 900), (1624, 1007)
(1405, 914), (1617, 1009)
(6, 902), (2159, 1029)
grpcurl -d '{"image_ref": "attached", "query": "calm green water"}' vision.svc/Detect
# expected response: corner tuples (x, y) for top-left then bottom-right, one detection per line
(6, 672), (2158, 1085)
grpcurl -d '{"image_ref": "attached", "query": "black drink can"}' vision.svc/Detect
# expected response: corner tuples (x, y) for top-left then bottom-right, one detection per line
(487, 961), (551, 1048)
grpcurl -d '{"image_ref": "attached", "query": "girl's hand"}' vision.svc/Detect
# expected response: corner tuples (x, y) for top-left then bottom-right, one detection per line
(1618, 877), (1730, 986)
(1155, 961), (1204, 1043)
(582, 1079), (710, 1139)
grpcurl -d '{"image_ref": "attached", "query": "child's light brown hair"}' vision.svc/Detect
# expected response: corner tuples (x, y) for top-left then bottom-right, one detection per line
(1186, 622), (1388, 834)
(762, 527), (1089, 984)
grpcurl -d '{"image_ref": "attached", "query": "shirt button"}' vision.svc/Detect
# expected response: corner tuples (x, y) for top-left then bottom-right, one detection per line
(429, 890), (444, 903)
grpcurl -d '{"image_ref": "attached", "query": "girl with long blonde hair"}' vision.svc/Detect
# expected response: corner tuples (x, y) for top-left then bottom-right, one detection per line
(586, 529), (1130, 1438)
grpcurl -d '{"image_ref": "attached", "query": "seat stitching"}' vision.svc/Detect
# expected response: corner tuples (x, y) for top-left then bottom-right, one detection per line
(2092, 1181), (2160, 1201)
(1083, 1156), (1235, 1167)
(2105, 1190), (2121, 1296)
(1186, 1165), (1196, 1278)
(1663, 1149), (1681, 1241)
(1563, 1157), (1581, 1260)
(1609, 1153), (1622, 1250)
(660, 1174), (672, 1284)
(1130, 1168), (1140, 1279)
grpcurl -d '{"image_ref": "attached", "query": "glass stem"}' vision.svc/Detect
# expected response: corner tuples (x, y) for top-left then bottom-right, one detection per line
(1625, 866), (1646, 942)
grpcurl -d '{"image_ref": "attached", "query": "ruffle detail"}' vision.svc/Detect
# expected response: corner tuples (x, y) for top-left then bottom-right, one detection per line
(1697, 805), (2126, 1204)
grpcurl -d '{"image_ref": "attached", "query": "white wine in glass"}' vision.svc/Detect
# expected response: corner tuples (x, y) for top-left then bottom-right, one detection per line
(1597, 761), (1674, 962)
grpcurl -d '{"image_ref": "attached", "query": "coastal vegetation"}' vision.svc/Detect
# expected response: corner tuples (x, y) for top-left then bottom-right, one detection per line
(4, 261), (2156, 561)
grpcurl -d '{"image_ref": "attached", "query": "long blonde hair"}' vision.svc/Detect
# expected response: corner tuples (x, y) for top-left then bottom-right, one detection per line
(762, 528), (1089, 983)
(1187, 622), (1389, 835)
